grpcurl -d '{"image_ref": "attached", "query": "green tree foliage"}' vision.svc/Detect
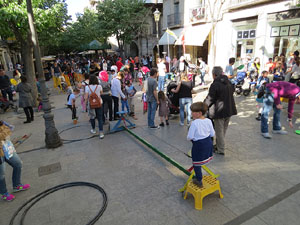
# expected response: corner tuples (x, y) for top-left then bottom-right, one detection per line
(96, 0), (150, 53)
(58, 8), (103, 53)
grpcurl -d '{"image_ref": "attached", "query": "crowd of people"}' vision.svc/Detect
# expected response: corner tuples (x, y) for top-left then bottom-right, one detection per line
(0, 49), (299, 200)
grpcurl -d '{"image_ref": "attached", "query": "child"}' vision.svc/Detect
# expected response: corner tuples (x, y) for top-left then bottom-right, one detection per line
(58, 74), (67, 91)
(158, 91), (169, 126)
(124, 80), (137, 119)
(37, 94), (43, 112)
(138, 68), (143, 86)
(142, 92), (147, 114)
(67, 88), (80, 123)
(80, 73), (89, 112)
(255, 70), (270, 121)
(187, 102), (215, 187)
(0, 121), (30, 201)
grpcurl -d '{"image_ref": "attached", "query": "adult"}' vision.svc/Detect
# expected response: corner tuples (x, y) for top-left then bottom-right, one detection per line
(51, 62), (62, 88)
(111, 72), (125, 120)
(146, 68), (160, 129)
(198, 57), (207, 85)
(225, 57), (236, 84)
(85, 75), (104, 139)
(261, 81), (300, 139)
(16, 76), (35, 124)
(99, 71), (113, 122)
(116, 58), (123, 72)
(171, 72), (193, 126)
(0, 121), (30, 201)
(0, 69), (13, 101)
(204, 66), (237, 155)
(134, 55), (139, 68)
(285, 57), (300, 83)
(149, 54), (153, 68)
(157, 58), (167, 91)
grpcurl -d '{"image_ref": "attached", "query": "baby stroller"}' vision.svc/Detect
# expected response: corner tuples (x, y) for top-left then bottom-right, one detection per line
(233, 72), (252, 96)
(0, 97), (17, 114)
(166, 81), (179, 114)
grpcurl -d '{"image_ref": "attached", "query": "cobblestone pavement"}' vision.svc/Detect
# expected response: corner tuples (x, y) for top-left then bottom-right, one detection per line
(0, 77), (299, 225)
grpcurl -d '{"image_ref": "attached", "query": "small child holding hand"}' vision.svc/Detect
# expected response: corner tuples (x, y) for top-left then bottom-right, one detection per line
(187, 102), (215, 187)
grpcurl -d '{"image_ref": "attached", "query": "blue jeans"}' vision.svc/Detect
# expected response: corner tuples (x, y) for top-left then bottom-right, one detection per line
(261, 93), (281, 133)
(158, 76), (165, 91)
(147, 101), (157, 127)
(200, 71), (205, 84)
(193, 166), (202, 182)
(90, 107), (103, 131)
(121, 99), (130, 113)
(179, 98), (192, 124)
(0, 152), (23, 194)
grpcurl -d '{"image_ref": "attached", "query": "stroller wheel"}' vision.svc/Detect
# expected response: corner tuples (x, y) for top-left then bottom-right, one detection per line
(243, 90), (251, 96)
(235, 88), (242, 95)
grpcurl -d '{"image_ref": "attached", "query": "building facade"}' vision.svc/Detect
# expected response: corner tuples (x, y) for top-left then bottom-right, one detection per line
(214, 0), (300, 70)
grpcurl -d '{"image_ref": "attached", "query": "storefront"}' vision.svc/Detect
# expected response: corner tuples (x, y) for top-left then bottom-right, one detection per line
(268, 9), (300, 59)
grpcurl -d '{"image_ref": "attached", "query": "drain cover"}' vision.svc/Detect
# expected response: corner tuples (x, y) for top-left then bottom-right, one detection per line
(38, 162), (61, 177)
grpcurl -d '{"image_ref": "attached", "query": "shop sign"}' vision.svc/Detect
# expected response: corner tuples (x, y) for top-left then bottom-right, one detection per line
(289, 25), (300, 36)
(237, 29), (256, 39)
(271, 25), (300, 37)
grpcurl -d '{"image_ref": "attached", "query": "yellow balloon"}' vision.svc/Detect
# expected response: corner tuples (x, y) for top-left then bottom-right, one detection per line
(10, 79), (17, 86)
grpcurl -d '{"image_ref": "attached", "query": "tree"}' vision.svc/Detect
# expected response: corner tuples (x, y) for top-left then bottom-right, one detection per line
(207, 0), (227, 67)
(26, 0), (62, 148)
(96, 0), (150, 57)
(0, 0), (69, 101)
(58, 8), (104, 53)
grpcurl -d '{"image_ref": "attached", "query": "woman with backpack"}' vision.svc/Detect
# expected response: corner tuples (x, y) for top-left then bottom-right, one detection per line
(84, 75), (104, 139)
(99, 71), (113, 122)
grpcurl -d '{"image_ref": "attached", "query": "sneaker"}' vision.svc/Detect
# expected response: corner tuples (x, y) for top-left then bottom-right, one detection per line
(150, 126), (160, 129)
(166, 120), (169, 126)
(180, 122), (184, 126)
(159, 122), (164, 127)
(272, 130), (288, 135)
(13, 184), (30, 192)
(1, 192), (15, 201)
(192, 179), (203, 188)
(214, 150), (225, 155)
(99, 132), (104, 139)
(255, 115), (261, 121)
(90, 129), (96, 134)
(262, 132), (272, 139)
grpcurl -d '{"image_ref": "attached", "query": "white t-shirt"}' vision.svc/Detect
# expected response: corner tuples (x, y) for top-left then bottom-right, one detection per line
(138, 71), (143, 78)
(85, 85), (103, 104)
(187, 118), (215, 141)
(158, 62), (166, 77)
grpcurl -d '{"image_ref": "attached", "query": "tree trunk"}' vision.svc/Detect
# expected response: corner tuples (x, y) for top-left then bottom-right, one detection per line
(26, 0), (62, 148)
(21, 35), (38, 106)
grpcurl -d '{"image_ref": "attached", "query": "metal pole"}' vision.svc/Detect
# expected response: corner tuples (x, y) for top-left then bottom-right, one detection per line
(26, 0), (62, 148)
(156, 21), (159, 59)
(124, 127), (191, 176)
(167, 33), (170, 71)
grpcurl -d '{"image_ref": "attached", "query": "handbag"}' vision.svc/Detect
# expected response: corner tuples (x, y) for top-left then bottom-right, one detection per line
(2, 139), (16, 159)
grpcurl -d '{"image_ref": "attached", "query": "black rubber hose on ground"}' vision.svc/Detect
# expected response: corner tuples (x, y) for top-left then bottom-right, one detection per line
(9, 182), (108, 225)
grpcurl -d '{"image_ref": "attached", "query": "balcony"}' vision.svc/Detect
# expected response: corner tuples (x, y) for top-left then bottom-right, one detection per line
(167, 13), (182, 28)
(228, 0), (276, 10)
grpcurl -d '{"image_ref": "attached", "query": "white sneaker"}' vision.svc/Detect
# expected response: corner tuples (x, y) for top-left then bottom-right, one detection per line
(180, 122), (184, 126)
(99, 132), (104, 139)
(272, 130), (288, 135)
(261, 132), (272, 139)
(90, 129), (96, 134)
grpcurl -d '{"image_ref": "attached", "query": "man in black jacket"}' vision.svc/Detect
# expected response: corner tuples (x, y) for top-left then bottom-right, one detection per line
(0, 69), (13, 101)
(204, 66), (237, 155)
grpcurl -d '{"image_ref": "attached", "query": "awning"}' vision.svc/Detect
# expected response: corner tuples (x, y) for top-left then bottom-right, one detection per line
(159, 28), (183, 45)
(175, 24), (211, 46)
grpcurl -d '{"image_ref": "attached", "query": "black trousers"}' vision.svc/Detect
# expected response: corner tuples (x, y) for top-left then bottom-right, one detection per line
(1, 88), (13, 101)
(112, 96), (119, 119)
(102, 94), (113, 121)
(67, 105), (77, 119)
(24, 106), (34, 121)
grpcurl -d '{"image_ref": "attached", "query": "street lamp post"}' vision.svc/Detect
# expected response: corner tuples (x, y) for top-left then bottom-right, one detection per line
(153, 8), (161, 60)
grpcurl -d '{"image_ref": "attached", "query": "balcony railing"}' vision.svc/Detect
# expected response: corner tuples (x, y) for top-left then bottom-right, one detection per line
(167, 13), (182, 27)
(228, 0), (274, 9)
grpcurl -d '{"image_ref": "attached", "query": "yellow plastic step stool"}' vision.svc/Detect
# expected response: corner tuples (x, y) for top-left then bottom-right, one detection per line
(184, 175), (223, 210)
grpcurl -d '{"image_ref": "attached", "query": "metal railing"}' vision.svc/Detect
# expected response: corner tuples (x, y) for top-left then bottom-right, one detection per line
(228, 0), (274, 8)
(167, 13), (182, 27)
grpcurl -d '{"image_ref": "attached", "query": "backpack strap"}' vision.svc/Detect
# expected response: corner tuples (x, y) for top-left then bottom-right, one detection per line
(88, 85), (98, 95)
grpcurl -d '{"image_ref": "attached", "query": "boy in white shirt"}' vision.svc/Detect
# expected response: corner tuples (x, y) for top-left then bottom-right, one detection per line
(187, 102), (215, 187)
